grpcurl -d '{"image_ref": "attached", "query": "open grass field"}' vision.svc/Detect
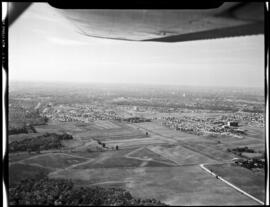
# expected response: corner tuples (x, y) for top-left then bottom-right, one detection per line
(49, 166), (258, 206)
(127, 147), (177, 164)
(9, 152), (36, 162)
(240, 143), (265, 152)
(133, 121), (208, 142)
(206, 163), (265, 202)
(179, 141), (235, 161)
(103, 137), (170, 149)
(78, 129), (147, 141)
(73, 147), (176, 169)
(148, 145), (218, 165)
(74, 156), (173, 169)
(241, 152), (263, 159)
(35, 120), (147, 142)
(9, 118), (265, 205)
(241, 126), (265, 140)
(21, 153), (88, 169)
(9, 163), (52, 186)
(131, 122), (239, 162)
(217, 136), (265, 153)
(94, 120), (121, 129)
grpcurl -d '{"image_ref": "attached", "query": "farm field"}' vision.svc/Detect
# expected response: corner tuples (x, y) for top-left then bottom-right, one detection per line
(21, 153), (89, 169)
(217, 136), (265, 153)
(103, 137), (171, 149)
(241, 126), (265, 140)
(94, 120), (121, 129)
(148, 145), (218, 165)
(49, 166), (259, 206)
(178, 141), (236, 161)
(9, 119), (266, 205)
(9, 152), (36, 162)
(73, 147), (176, 169)
(35, 120), (148, 142)
(133, 121), (211, 142)
(8, 95), (265, 206)
(9, 163), (52, 186)
(134, 121), (265, 160)
(206, 163), (265, 202)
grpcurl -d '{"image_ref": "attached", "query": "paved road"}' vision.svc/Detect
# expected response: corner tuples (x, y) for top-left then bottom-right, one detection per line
(200, 164), (264, 205)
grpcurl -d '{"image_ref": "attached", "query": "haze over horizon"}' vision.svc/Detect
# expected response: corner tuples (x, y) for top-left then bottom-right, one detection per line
(9, 3), (264, 88)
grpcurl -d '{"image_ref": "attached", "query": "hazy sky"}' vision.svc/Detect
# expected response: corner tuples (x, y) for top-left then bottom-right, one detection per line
(9, 3), (264, 88)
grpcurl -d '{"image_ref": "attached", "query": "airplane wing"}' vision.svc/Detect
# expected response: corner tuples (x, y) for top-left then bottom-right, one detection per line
(55, 2), (265, 42)
(8, 2), (264, 42)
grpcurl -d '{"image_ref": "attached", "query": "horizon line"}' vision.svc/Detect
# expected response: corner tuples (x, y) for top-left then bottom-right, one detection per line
(9, 79), (264, 90)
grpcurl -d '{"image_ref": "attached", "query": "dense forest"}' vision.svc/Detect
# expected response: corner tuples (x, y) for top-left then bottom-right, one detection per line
(9, 125), (37, 135)
(9, 177), (166, 206)
(9, 133), (73, 153)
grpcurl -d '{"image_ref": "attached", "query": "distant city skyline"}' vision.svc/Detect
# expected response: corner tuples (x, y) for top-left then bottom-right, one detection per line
(9, 3), (264, 88)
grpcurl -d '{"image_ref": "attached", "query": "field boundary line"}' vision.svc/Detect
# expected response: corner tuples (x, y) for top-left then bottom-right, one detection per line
(200, 164), (264, 205)
(125, 147), (176, 166)
(125, 146), (144, 157)
(178, 142), (220, 162)
(145, 148), (180, 166)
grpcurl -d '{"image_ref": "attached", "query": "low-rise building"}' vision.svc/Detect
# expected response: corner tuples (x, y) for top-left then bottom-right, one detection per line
(227, 121), (238, 127)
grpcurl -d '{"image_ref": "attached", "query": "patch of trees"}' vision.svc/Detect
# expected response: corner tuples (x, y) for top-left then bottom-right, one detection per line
(9, 133), (73, 153)
(235, 158), (265, 170)
(8, 125), (37, 135)
(94, 139), (120, 152)
(9, 177), (167, 206)
(124, 117), (151, 123)
(228, 146), (265, 170)
(227, 146), (255, 155)
(9, 126), (28, 135)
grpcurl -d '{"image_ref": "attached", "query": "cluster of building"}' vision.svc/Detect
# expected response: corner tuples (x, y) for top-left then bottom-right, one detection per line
(217, 112), (264, 127)
(161, 116), (247, 137)
(41, 103), (122, 123)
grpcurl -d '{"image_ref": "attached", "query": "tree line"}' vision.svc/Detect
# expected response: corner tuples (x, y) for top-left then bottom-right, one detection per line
(9, 133), (73, 153)
(9, 177), (166, 206)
